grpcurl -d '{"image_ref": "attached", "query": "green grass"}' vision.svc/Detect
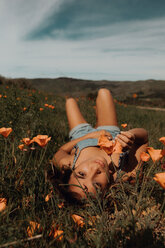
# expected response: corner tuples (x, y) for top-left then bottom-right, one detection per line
(0, 84), (164, 248)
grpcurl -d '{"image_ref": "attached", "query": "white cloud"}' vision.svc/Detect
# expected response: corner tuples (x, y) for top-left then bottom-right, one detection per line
(0, 0), (165, 80)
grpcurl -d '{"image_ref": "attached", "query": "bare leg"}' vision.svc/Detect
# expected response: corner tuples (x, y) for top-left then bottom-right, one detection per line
(95, 88), (118, 127)
(66, 98), (87, 130)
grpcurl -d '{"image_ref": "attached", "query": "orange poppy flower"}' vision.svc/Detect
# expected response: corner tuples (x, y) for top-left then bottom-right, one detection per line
(71, 214), (85, 227)
(113, 140), (122, 154)
(98, 135), (122, 155)
(49, 224), (63, 241)
(21, 138), (33, 146)
(121, 123), (127, 128)
(153, 172), (165, 190)
(39, 108), (44, 111)
(49, 228), (63, 241)
(58, 202), (64, 209)
(98, 135), (114, 155)
(159, 137), (165, 146)
(0, 198), (7, 212)
(0, 127), (12, 138)
(132, 93), (137, 98)
(147, 147), (163, 162)
(18, 144), (25, 151)
(140, 152), (150, 162)
(3, 95), (7, 98)
(27, 221), (42, 237)
(45, 189), (53, 202)
(0, 94), (2, 98)
(32, 135), (51, 147)
(48, 105), (55, 109)
(53, 230), (63, 240)
(44, 103), (49, 107)
(23, 107), (27, 111)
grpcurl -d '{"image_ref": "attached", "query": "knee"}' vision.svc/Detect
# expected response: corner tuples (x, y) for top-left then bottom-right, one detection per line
(97, 88), (112, 98)
(66, 98), (77, 107)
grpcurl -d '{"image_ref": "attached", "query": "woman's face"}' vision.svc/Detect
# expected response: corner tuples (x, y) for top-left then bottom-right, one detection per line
(68, 157), (110, 199)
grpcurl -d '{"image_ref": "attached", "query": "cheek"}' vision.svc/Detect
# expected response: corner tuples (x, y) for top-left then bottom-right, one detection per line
(68, 175), (78, 185)
(98, 174), (109, 186)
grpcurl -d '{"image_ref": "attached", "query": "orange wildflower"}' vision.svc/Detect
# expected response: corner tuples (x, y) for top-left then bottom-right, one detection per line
(49, 105), (55, 109)
(121, 123), (127, 128)
(49, 224), (63, 241)
(0, 94), (2, 98)
(147, 147), (163, 162)
(23, 107), (27, 111)
(71, 214), (85, 227)
(3, 95), (7, 98)
(0, 198), (7, 212)
(140, 152), (150, 162)
(44, 103), (49, 107)
(98, 135), (122, 155)
(39, 108), (44, 111)
(132, 93), (137, 98)
(18, 144), (25, 151)
(32, 135), (51, 147)
(153, 172), (165, 190)
(53, 230), (63, 241)
(159, 137), (165, 146)
(58, 202), (64, 209)
(113, 140), (122, 154)
(45, 189), (53, 202)
(21, 138), (33, 146)
(0, 127), (12, 138)
(27, 221), (42, 237)
(98, 134), (114, 155)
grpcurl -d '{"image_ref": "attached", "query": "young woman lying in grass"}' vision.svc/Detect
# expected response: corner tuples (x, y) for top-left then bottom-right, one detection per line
(51, 88), (148, 201)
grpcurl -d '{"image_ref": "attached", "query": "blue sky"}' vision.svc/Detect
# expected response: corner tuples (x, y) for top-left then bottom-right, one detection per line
(0, 0), (165, 80)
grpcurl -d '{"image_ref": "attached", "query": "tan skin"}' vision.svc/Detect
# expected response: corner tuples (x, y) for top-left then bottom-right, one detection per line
(53, 89), (148, 199)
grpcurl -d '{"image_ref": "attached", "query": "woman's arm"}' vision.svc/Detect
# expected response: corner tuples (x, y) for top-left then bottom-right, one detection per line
(53, 129), (111, 168)
(114, 128), (148, 182)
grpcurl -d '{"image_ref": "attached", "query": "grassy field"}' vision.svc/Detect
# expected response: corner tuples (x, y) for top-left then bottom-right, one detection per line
(0, 83), (165, 248)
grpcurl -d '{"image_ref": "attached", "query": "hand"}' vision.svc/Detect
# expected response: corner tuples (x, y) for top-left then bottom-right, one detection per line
(115, 131), (135, 151)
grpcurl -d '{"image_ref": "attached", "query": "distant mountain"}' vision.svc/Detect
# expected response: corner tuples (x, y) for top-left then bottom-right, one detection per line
(1, 76), (165, 106)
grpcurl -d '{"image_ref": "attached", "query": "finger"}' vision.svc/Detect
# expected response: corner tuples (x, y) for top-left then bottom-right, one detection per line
(116, 134), (133, 145)
(120, 131), (135, 140)
(115, 136), (131, 150)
